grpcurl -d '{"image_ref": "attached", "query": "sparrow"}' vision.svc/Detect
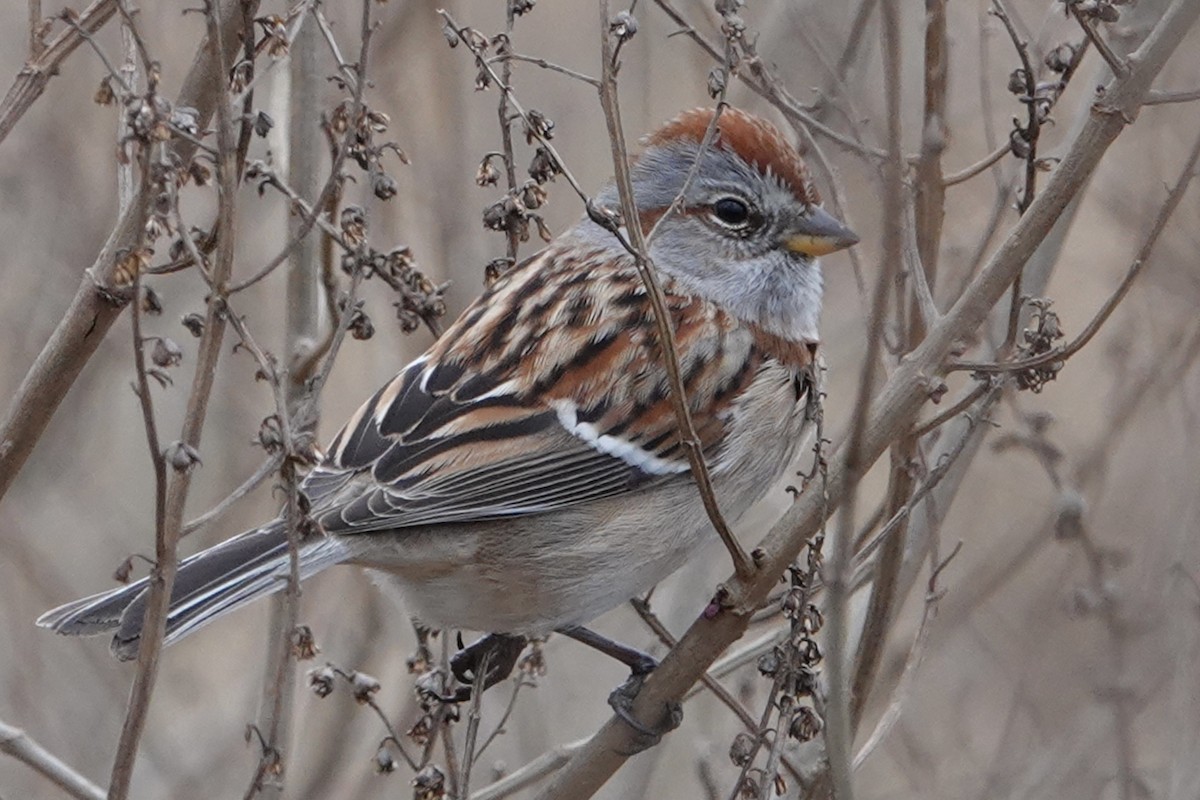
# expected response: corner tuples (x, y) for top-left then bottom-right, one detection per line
(38, 108), (857, 691)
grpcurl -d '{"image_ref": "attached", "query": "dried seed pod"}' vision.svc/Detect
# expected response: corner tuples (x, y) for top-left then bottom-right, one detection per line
(367, 109), (390, 133)
(348, 306), (375, 340)
(112, 247), (150, 288)
(253, 110), (274, 137)
(484, 257), (514, 287)
(407, 713), (435, 745)
(141, 286), (164, 316)
(482, 200), (509, 232)
(491, 32), (512, 58)
(789, 706), (823, 742)
(112, 555), (136, 584)
(528, 147), (560, 184)
(341, 205), (368, 245)
(187, 158), (212, 186)
(518, 640), (546, 677)
(523, 109), (555, 143)
(476, 155), (501, 187)
(163, 441), (202, 472)
(1007, 68), (1029, 96)
(94, 76), (116, 106)
(406, 645), (433, 675)
(707, 67), (727, 98)
(151, 337), (183, 368)
(609, 10), (638, 41)
(258, 415), (285, 453)
(291, 625), (320, 660)
(729, 732), (756, 767)
(412, 765), (446, 800)
(350, 670), (382, 703)
(520, 180), (547, 210)
(374, 744), (397, 774)
(308, 666), (336, 698)
(373, 173), (398, 201)
(756, 647), (780, 678)
(1044, 42), (1076, 74)
(181, 312), (205, 338)
(171, 106), (199, 136)
(463, 27), (489, 51)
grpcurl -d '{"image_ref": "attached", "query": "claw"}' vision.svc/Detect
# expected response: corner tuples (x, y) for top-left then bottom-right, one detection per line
(448, 633), (527, 701)
(606, 673), (684, 754)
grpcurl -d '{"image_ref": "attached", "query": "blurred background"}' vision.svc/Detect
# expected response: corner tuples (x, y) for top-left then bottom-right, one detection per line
(1, 0), (1199, 798)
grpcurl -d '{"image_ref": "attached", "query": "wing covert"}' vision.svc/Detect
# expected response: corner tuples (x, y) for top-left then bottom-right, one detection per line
(305, 245), (815, 535)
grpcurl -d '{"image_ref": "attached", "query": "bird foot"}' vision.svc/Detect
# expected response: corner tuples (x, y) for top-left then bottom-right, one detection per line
(606, 673), (684, 754)
(447, 633), (527, 702)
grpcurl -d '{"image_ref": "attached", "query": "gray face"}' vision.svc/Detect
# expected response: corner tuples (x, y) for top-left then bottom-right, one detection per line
(579, 137), (826, 342)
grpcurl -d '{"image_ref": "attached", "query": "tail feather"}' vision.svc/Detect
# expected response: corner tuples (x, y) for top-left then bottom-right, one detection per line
(37, 523), (346, 660)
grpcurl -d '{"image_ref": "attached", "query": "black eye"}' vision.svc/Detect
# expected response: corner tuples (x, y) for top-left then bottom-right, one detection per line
(712, 197), (751, 227)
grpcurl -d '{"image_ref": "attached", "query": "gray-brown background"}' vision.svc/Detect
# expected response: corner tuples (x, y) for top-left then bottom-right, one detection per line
(1, 1), (1198, 798)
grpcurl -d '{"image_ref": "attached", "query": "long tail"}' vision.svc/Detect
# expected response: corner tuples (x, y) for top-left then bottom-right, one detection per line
(36, 522), (346, 660)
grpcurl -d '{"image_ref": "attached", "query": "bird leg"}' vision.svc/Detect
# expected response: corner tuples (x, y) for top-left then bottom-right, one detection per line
(448, 632), (527, 702)
(556, 625), (683, 753)
(557, 625), (658, 674)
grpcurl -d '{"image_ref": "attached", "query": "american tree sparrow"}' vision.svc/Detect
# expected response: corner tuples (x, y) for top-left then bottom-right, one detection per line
(40, 108), (856, 695)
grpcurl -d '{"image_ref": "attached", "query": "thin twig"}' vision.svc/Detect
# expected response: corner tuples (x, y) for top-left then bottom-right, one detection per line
(851, 540), (962, 768)
(823, 1), (904, 795)
(228, 0), (314, 107)
(943, 143), (1009, 187)
(181, 454), (284, 537)
(475, 675), (533, 759)
(497, 0), (520, 263)
(757, 695), (796, 800)
(0, 719), (106, 800)
(854, 395), (996, 571)
(488, 52), (600, 87)
(458, 648), (491, 798)
(948, 127), (1200, 375)
(107, 143), (168, 800)
(1068, 4), (1129, 77)
(0, 0), (256, 516)
(469, 740), (587, 800)
(1144, 87), (1200, 105)
(107, 4), (248, 794)
(649, 0), (889, 164)
(228, 7), (376, 295)
(910, 378), (992, 439)
(437, 11), (591, 205)
(596, 0), (752, 581)
(531, 1), (1200, 796)
(0, 0), (117, 146)
(630, 599), (756, 732)
(28, 0), (44, 58)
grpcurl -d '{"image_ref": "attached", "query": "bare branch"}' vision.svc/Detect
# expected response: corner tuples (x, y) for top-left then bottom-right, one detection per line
(531, 1), (1200, 793)
(942, 143), (1009, 187)
(0, 719), (106, 800)
(180, 454), (284, 538)
(851, 541), (962, 769)
(1144, 87), (1200, 105)
(0, 0), (117, 146)
(1068, 4), (1129, 77)
(107, 3), (248, 796)
(949, 126), (1200, 376)
(595, 0), (752, 581)
(0, 0), (256, 514)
